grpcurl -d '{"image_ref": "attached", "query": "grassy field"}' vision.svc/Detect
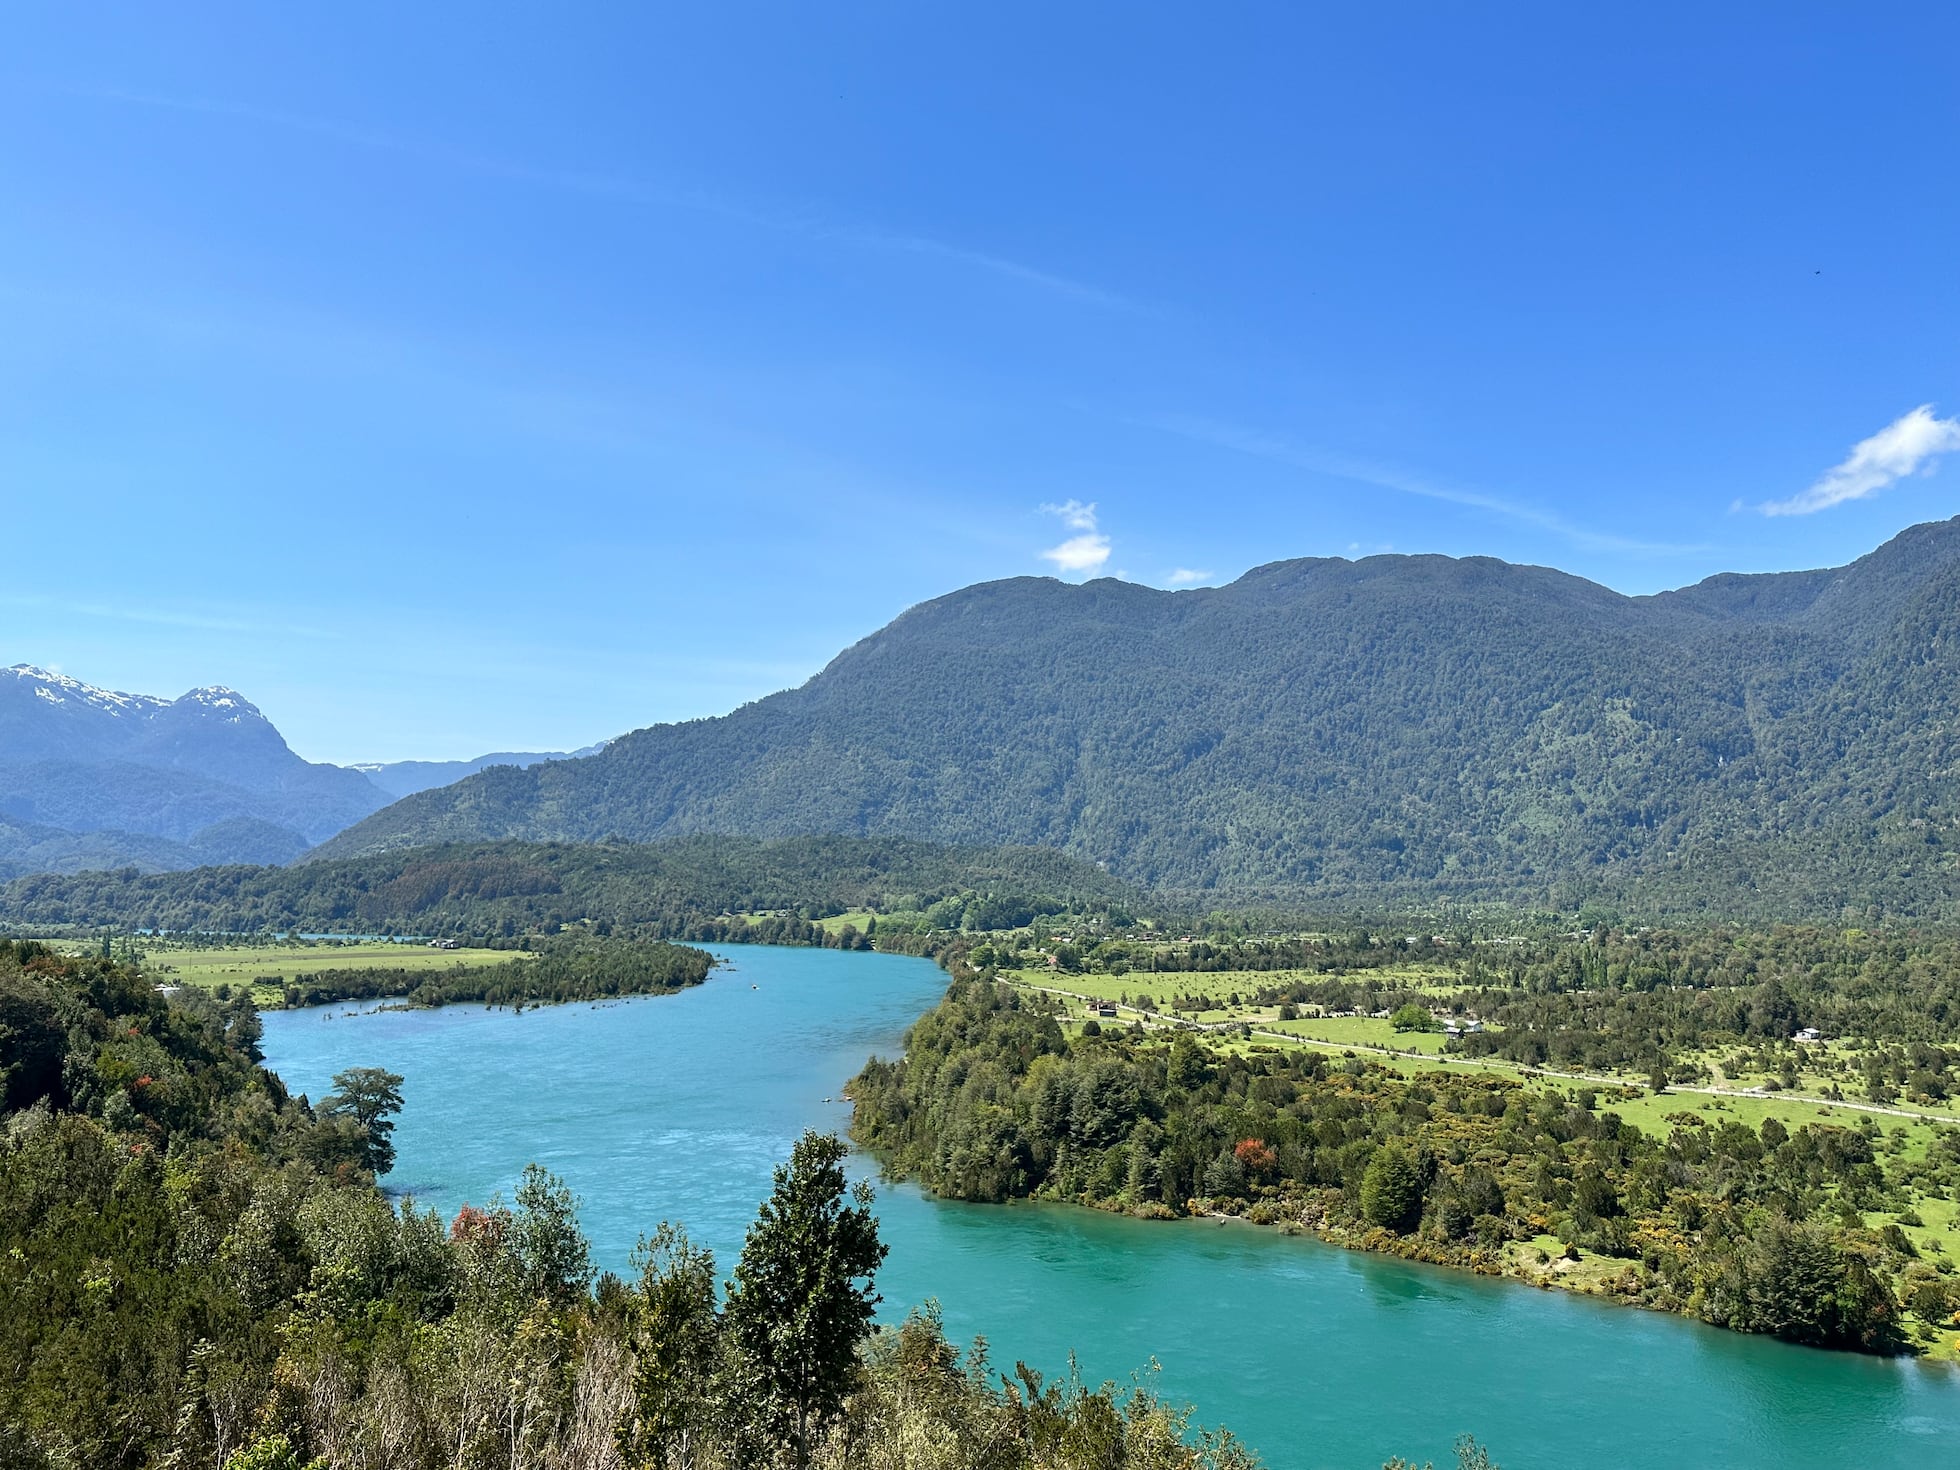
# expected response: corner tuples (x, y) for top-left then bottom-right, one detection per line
(1008, 970), (1470, 1051)
(1006, 970), (1960, 1150)
(1016, 965), (1951, 1124)
(1265, 1014), (1455, 1054)
(730, 910), (880, 934)
(140, 940), (526, 1000)
(1587, 1086), (1953, 1148)
(1033, 964), (1463, 1007)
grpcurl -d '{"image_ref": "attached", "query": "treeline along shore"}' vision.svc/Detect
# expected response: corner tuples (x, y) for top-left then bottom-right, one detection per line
(852, 980), (1920, 1353)
(240, 938), (713, 1010)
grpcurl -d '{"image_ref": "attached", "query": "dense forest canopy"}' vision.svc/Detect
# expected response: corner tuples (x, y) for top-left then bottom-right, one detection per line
(0, 835), (1136, 938)
(310, 519), (1960, 919)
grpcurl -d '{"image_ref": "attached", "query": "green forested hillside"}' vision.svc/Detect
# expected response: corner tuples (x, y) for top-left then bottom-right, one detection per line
(314, 520), (1960, 918)
(0, 835), (1136, 936)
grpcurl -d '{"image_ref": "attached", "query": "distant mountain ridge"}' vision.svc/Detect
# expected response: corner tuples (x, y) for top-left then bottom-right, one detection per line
(350, 742), (612, 801)
(0, 666), (618, 878)
(314, 518), (1960, 918)
(0, 665), (391, 875)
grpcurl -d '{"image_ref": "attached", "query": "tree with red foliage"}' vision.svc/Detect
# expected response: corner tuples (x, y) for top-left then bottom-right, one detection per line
(449, 1202), (503, 1245)
(1234, 1138), (1278, 1176)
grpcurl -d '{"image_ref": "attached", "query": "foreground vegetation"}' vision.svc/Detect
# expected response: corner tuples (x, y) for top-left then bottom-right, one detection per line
(4, 937), (1527, 1468)
(0, 938), (1289, 1469)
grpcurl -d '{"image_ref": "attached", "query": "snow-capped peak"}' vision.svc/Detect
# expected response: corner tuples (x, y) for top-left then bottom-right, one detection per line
(5, 663), (168, 717)
(176, 685), (263, 721)
(4, 665), (267, 724)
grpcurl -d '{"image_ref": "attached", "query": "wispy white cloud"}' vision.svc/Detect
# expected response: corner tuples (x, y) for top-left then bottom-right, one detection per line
(59, 85), (1131, 310)
(0, 592), (336, 639)
(834, 230), (1134, 309)
(1040, 499), (1100, 531)
(1037, 501), (1113, 576)
(1155, 416), (1702, 555)
(1760, 405), (1960, 517)
(1163, 567), (1214, 586)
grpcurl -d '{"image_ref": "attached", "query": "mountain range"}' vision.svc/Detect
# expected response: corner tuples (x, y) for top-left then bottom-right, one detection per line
(0, 668), (386, 877)
(0, 667), (599, 878)
(350, 744), (610, 801)
(312, 518), (1960, 918)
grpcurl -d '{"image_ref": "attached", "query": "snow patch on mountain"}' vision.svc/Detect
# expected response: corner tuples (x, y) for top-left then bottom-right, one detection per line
(6, 664), (169, 717)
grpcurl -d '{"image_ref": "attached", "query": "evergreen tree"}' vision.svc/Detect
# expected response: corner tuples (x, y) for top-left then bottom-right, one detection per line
(510, 1162), (593, 1304)
(723, 1131), (887, 1467)
(624, 1223), (721, 1469)
(318, 1066), (404, 1175)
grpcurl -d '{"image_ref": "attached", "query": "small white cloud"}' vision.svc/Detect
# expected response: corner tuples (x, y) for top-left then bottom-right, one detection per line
(1041, 533), (1113, 575)
(1762, 404), (1960, 516)
(1037, 500), (1112, 576)
(1163, 567), (1214, 586)
(1040, 499), (1099, 531)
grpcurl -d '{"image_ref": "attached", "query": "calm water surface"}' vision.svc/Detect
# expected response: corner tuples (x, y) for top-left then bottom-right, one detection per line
(261, 945), (1960, 1470)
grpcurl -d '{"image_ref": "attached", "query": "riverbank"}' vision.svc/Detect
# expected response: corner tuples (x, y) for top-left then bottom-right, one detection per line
(850, 975), (1960, 1361)
(1173, 1195), (1960, 1366)
(145, 934), (717, 1009)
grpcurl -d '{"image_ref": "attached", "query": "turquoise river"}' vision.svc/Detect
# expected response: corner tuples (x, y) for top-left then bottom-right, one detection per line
(259, 945), (1960, 1470)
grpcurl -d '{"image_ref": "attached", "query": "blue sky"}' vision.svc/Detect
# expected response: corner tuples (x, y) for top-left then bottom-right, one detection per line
(5, 4), (1958, 763)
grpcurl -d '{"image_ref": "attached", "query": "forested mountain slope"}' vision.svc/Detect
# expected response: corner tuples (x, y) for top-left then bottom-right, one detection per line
(315, 520), (1960, 915)
(0, 667), (387, 869)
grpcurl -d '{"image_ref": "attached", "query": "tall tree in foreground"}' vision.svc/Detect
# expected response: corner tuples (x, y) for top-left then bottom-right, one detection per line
(623, 1223), (722, 1470)
(512, 1161), (595, 1305)
(319, 1066), (405, 1175)
(723, 1130), (887, 1468)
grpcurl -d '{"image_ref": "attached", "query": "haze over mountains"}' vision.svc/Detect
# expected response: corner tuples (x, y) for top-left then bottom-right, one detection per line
(351, 745), (610, 802)
(0, 667), (598, 878)
(315, 518), (1960, 918)
(0, 667), (384, 877)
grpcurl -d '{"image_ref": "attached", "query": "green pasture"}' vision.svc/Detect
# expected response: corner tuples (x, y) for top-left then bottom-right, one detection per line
(1003, 970), (1960, 1147)
(1265, 1014), (1456, 1055)
(1593, 1087), (1960, 1151)
(1067, 964), (1469, 1007)
(144, 940), (525, 995)
(1008, 966), (1459, 1007)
